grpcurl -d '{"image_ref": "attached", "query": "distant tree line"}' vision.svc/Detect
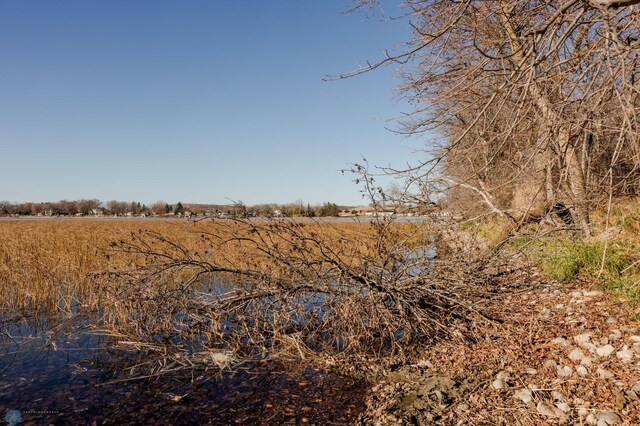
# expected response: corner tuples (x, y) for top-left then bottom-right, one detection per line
(0, 199), (152, 216)
(0, 199), (348, 217)
(249, 201), (340, 217)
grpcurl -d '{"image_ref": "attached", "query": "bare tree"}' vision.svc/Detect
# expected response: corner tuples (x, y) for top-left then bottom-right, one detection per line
(77, 199), (101, 215)
(106, 200), (129, 215)
(346, 0), (640, 235)
(149, 201), (167, 216)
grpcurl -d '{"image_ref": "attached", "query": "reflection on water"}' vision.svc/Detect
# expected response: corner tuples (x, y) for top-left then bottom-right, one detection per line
(0, 312), (366, 425)
(404, 245), (438, 277)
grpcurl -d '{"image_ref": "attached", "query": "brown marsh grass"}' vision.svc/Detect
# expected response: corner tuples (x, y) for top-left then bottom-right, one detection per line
(0, 219), (431, 314)
(0, 219), (216, 313)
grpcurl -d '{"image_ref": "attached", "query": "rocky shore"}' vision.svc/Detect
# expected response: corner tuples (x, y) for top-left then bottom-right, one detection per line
(361, 270), (640, 425)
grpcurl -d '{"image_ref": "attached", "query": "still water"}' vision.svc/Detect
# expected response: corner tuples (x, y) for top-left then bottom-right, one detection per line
(0, 312), (366, 425)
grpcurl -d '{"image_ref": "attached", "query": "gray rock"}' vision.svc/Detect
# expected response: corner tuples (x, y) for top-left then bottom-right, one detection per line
(495, 370), (510, 381)
(552, 337), (569, 346)
(525, 368), (538, 375)
(596, 344), (616, 358)
(568, 348), (588, 362)
(596, 368), (614, 379)
(584, 342), (599, 353)
(491, 379), (507, 390)
(573, 333), (597, 353)
(576, 365), (589, 376)
(627, 391), (640, 401)
(514, 388), (533, 404)
(536, 401), (566, 418)
(583, 290), (604, 297)
(575, 333), (592, 346)
(586, 414), (597, 425)
(578, 407), (590, 418)
(556, 402), (571, 413)
(557, 365), (573, 377)
(543, 359), (558, 369)
(629, 335), (640, 343)
(581, 356), (594, 366)
(631, 381), (640, 392)
(608, 333), (621, 342)
(616, 346), (634, 363)
(596, 411), (623, 425)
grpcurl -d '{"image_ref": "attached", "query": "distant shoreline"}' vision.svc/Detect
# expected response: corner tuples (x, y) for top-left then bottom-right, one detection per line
(0, 215), (433, 223)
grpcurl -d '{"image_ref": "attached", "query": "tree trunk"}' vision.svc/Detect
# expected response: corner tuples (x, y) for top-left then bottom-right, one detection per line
(552, 127), (590, 235)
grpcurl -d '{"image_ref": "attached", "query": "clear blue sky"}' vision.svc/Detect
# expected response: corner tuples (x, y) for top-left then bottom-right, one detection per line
(0, 1), (418, 206)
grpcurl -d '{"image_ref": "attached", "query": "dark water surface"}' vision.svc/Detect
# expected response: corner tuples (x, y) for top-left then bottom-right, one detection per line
(0, 314), (366, 425)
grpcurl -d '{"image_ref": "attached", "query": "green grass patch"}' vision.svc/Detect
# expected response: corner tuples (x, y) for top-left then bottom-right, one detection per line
(522, 237), (640, 305)
(463, 203), (640, 307)
(535, 239), (631, 283)
(477, 223), (503, 241)
(459, 220), (512, 243)
(508, 234), (534, 250)
(604, 276), (640, 306)
(458, 221), (476, 232)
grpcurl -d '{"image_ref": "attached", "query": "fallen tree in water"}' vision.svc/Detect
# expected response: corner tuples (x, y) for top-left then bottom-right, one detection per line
(101, 216), (523, 378)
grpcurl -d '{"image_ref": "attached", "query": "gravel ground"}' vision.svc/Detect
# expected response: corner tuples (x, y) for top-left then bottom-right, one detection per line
(361, 269), (640, 425)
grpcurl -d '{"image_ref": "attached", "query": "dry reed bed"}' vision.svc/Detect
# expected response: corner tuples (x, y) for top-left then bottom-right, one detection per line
(0, 219), (431, 313)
